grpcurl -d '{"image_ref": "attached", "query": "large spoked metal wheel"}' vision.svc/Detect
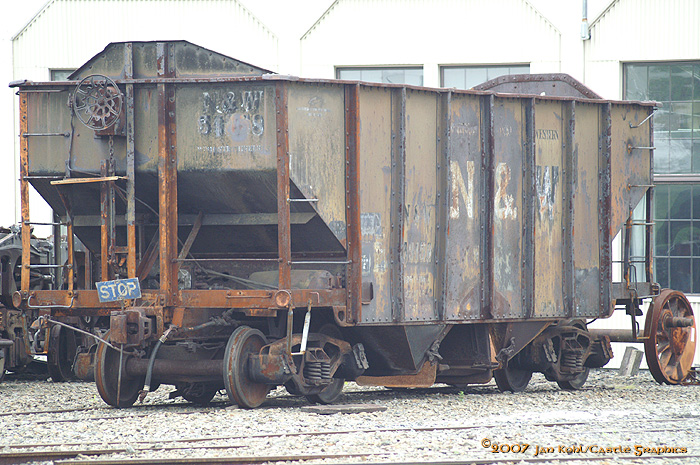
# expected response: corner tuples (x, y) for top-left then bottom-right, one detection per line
(95, 332), (144, 408)
(223, 326), (271, 409)
(494, 357), (532, 393)
(47, 324), (76, 382)
(644, 289), (696, 385)
(72, 74), (123, 130)
(306, 324), (345, 405)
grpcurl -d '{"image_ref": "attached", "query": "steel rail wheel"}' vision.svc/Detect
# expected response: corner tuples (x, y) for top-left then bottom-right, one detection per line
(47, 324), (77, 382)
(306, 324), (345, 405)
(223, 326), (270, 409)
(178, 382), (218, 405)
(557, 367), (590, 390)
(557, 320), (590, 391)
(494, 357), (532, 393)
(95, 332), (145, 408)
(644, 289), (696, 385)
(0, 347), (7, 383)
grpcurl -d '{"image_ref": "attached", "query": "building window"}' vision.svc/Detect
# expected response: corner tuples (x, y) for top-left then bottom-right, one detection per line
(653, 184), (700, 293)
(624, 62), (700, 293)
(625, 62), (700, 174)
(50, 69), (75, 81)
(336, 67), (423, 86)
(441, 65), (530, 90)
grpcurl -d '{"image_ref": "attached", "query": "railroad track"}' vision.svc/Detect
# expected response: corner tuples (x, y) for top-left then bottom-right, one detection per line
(1, 451), (698, 465)
(2, 419), (698, 465)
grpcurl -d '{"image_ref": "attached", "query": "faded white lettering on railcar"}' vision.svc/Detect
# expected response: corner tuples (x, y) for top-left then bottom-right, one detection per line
(495, 162), (517, 220)
(450, 160), (475, 220)
(536, 165), (560, 222)
(198, 89), (265, 139)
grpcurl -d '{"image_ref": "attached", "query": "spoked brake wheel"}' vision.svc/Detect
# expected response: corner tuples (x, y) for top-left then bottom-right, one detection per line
(644, 289), (696, 385)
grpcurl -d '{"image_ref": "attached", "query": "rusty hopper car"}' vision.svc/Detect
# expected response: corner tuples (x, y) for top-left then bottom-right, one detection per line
(11, 41), (696, 407)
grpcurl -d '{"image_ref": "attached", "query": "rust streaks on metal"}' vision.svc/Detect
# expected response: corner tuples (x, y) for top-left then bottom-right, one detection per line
(275, 82), (291, 291)
(599, 103), (612, 317)
(19, 92), (30, 293)
(125, 42), (137, 278)
(345, 84), (361, 323)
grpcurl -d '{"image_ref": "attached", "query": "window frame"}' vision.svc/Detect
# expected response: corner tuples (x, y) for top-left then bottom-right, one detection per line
(439, 64), (530, 90)
(335, 66), (424, 86)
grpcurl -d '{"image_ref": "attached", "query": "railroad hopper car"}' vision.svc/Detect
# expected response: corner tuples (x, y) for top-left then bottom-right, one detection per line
(11, 41), (696, 407)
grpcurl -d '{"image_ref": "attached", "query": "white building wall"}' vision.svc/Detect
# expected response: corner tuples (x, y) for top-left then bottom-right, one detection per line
(9, 0), (279, 229)
(585, 0), (700, 99)
(300, 0), (562, 86)
(12, 0), (280, 81)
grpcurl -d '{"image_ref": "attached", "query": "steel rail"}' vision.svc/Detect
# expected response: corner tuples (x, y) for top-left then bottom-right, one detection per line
(0, 452), (371, 465)
(2, 451), (698, 465)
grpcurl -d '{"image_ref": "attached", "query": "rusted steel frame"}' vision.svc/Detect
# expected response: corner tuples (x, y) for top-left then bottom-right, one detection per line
(390, 88), (406, 323)
(56, 190), (76, 294)
(16, 77), (660, 108)
(275, 82), (292, 291)
(24, 290), (122, 313)
(55, 191), (75, 293)
(645, 110), (655, 284)
(522, 98), (536, 319)
(178, 289), (346, 309)
(52, 213), (63, 290)
(100, 161), (110, 280)
(157, 43), (179, 306)
(157, 85), (179, 303)
(136, 230), (159, 281)
(599, 103), (612, 316)
(19, 92), (31, 292)
(435, 91), (451, 321)
(177, 211), (203, 265)
(563, 101), (576, 317)
(623, 214), (633, 289)
(125, 42), (137, 278)
(344, 84), (362, 323)
(480, 95), (494, 318)
(66, 221), (75, 293)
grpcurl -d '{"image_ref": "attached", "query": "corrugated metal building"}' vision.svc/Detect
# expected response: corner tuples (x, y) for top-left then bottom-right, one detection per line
(8, 0), (700, 366)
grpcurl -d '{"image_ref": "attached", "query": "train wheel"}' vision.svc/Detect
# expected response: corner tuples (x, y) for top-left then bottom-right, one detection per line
(47, 324), (76, 382)
(494, 358), (532, 393)
(306, 324), (345, 405)
(223, 326), (270, 409)
(178, 382), (218, 405)
(0, 347), (7, 383)
(557, 319), (589, 390)
(644, 289), (696, 385)
(557, 367), (590, 390)
(95, 332), (144, 408)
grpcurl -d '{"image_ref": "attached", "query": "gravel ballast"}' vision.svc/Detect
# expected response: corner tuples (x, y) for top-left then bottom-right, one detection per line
(1, 368), (699, 464)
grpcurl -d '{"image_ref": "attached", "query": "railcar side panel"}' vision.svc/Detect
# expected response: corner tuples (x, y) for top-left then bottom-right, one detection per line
(358, 86), (393, 323)
(491, 98), (525, 319)
(573, 102), (602, 318)
(402, 90), (439, 322)
(533, 100), (565, 318)
(444, 93), (483, 321)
